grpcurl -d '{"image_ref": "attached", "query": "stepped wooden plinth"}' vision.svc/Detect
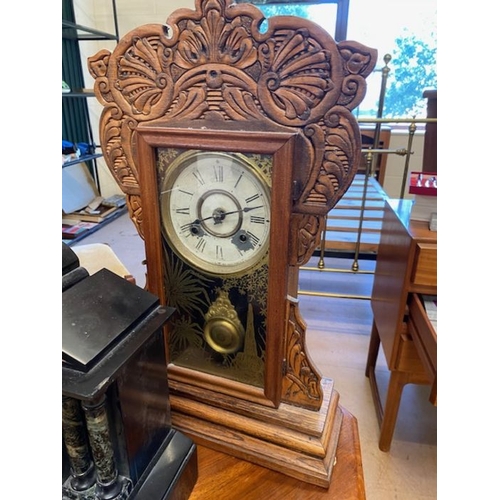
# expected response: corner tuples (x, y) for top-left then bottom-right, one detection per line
(169, 378), (342, 488)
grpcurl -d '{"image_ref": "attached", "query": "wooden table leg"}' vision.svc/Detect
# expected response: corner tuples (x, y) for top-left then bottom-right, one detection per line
(365, 322), (411, 452)
(365, 322), (380, 377)
(365, 322), (384, 430)
(378, 370), (411, 452)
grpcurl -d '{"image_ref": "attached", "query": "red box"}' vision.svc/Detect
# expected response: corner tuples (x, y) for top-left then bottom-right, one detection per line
(408, 171), (437, 196)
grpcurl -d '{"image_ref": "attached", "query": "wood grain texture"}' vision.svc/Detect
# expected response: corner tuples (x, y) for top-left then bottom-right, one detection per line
(89, 0), (377, 256)
(366, 199), (437, 451)
(89, 0), (377, 403)
(408, 293), (437, 403)
(89, 0), (376, 483)
(169, 378), (343, 487)
(412, 242), (437, 287)
(188, 406), (365, 500)
(370, 200), (415, 369)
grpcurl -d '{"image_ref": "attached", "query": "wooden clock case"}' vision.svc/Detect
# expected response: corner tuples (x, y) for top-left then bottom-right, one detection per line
(89, 0), (376, 487)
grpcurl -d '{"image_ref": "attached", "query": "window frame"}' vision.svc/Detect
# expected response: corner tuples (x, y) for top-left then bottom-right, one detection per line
(234, 0), (350, 41)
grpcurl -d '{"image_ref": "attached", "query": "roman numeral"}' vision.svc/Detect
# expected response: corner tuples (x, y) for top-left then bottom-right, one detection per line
(248, 231), (260, 245)
(176, 207), (190, 215)
(216, 245), (223, 260)
(234, 173), (243, 188)
(214, 164), (223, 182)
(245, 193), (259, 204)
(192, 169), (205, 185)
(196, 238), (206, 252)
(250, 216), (266, 224)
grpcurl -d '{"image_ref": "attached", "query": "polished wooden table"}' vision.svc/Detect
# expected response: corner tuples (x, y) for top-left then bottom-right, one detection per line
(188, 406), (365, 499)
(366, 199), (437, 451)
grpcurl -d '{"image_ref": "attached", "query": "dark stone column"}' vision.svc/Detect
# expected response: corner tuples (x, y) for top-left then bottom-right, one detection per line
(62, 396), (96, 492)
(82, 395), (122, 499)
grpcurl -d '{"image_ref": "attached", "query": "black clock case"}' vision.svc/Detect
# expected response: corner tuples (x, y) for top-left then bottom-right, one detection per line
(62, 244), (197, 500)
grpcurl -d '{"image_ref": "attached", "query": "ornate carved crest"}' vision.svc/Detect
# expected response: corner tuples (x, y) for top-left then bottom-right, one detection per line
(89, 0), (376, 230)
(89, 0), (376, 411)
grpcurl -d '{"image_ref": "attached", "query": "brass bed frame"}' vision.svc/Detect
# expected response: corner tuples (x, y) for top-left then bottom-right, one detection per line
(298, 54), (437, 300)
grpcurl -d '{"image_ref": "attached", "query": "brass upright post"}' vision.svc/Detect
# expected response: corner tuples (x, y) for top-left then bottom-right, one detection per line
(349, 55), (390, 272)
(370, 54), (391, 177)
(399, 120), (417, 198)
(318, 215), (326, 269)
(352, 150), (373, 272)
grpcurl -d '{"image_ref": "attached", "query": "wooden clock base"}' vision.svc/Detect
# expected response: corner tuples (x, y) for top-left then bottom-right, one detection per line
(169, 377), (343, 488)
(188, 407), (365, 500)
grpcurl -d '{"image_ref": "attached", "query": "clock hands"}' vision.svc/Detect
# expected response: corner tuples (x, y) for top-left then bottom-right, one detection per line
(220, 205), (263, 218)
(187, 205), (263, 227)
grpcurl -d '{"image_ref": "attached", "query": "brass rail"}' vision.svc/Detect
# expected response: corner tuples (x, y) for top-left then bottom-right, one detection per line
(297, 290), (371, 300)
(302, 54), (437, 301)
(358, 118), (437, 124)
(300, 266), (373, 275)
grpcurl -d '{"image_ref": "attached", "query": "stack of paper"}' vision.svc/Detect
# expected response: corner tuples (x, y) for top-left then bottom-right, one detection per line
(421, 294), (437, 333)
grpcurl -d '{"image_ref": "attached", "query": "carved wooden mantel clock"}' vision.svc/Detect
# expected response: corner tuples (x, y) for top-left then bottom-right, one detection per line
(89, 0), (376, 487)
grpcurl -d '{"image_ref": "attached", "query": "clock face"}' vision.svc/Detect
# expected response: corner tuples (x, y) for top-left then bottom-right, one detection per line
(156, 148), (273, 387)
(160, 151), (271, 276)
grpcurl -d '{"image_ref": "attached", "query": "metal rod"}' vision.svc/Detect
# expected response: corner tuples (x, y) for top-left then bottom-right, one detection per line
(350, 151), (373, 272)
(300, 266), (374, 275)
(358, 117), (437, 124)
(370, 54), (391, 177)
(298, 290), (371, 300)
(301, 51), (437, 303)
(361, 148), (408, 155)
(399, 121), (417, 198)
(112, 0), (120, 39)
(318, 215), (326, 269)
(62, 20), (119, 41)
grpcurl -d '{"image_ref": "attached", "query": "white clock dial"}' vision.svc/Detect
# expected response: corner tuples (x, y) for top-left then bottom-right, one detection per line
(160, 151), (271, 275)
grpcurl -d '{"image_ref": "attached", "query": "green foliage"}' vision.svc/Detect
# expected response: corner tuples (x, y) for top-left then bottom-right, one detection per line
(258, 4), (310, 19)
(258, 4), (311, 30)
(383, 30), (437, 118)
(254, 3), (437, 119)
